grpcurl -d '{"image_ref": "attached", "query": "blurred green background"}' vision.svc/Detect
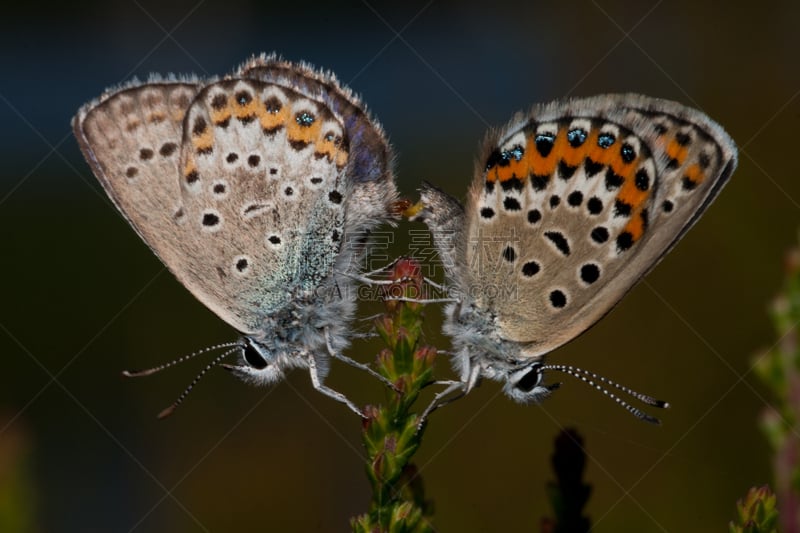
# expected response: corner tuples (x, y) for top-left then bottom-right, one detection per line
(1, 1), (798, 531)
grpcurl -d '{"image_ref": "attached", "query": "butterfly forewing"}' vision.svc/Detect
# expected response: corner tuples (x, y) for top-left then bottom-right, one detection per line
(73, 82), (200, 268)
(464, 94), (737, 356)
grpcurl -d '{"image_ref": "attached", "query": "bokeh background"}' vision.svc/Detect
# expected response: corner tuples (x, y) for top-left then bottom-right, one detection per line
(1, 1), (798, 531)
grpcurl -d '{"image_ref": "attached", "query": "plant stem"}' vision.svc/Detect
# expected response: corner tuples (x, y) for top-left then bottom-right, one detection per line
(352, 258), (435, 533)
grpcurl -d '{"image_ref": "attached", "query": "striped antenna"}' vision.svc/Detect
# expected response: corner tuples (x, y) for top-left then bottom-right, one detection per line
(543, 364), (669, 424)
(122, 342), (242, 377)
(157, 346), (241, 419)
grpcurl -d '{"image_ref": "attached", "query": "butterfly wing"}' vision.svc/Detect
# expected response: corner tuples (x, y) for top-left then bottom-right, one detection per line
(74, 57), (395, 335)
(73, 80), (200, 275)
(239, 55), (397, 236)
(461, 94), (736, 357)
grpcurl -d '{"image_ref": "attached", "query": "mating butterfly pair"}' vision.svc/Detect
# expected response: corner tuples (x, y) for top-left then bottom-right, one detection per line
(73, 54), (736, 422)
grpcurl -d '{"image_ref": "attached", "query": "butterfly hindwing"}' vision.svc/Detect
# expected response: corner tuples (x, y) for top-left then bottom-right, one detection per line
(176, 77), (349, 332)
(462, 94), (736, 357)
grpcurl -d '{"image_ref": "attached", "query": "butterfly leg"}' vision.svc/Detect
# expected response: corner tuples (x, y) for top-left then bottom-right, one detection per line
(307, 354), (367, 418)
(416, 363), (481, 429)
(417, 381), (467, 429)
(421, 379), (464, 390)
(420, 276), (448, 292)
(360, 256), (403, 278)
(339, 258), (440, 287)
(335, 258), (404, 286)
(384, 275), (457, 304)
(349, 331), (380, 340)
(384, 296), (460, 305)
(357, 312), (385, 322)
(324, 328), (400, 392)
(337, 271), (397, 286)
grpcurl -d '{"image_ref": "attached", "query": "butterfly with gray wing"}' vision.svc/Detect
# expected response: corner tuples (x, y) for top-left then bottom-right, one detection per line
(416, 94), (737, 423)
(73, 54), (398, 417)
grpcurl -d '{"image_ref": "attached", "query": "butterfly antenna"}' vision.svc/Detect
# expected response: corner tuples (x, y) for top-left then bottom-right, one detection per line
(543, 364), (669, 425)
(157, 345), (241, 419)
(122, 342), (242, 377)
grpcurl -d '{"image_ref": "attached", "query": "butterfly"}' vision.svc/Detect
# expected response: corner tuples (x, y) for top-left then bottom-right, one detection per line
(416, 94), (737, 423)
(73, 54), (397, 417)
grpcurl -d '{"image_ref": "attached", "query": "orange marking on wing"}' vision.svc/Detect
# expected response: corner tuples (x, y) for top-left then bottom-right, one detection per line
(183, 160), (196, 176)
(610, 153), (643, 206)
(609, 146), (640, 177)
(316, 130), (348, 165)
(526, 133), (558, 176)
(617, 180), (650, 212)
(210, 99), (232, 124)
(498, 155), (527, 182)
(235, 99), (259, 120)
(486, 167), (499, 183)
(287, 115), (322, 145)
(684, 163), (705, 184)
(258, 104), (289, 132)
(666, 139), (688, 165)
(623, 210), (646, 242)
(585, 130), (618, 166)
(609, 159), (637, 179)
(315, 139), (336, 162)
(560, 134), (584, 167)
(618, 155), (652, 241)
(192, 130), (214, 151)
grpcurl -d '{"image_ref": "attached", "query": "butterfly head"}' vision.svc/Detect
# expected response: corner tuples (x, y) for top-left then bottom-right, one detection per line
(502, 360), (670, 423)
(503, 362), (561, 404)
(223, 337), (285, 386)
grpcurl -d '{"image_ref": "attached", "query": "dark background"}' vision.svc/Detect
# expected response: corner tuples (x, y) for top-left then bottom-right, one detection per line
(1, 1), (798, 531)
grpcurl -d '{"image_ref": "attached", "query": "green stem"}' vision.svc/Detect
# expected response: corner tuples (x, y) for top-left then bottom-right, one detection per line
(351, 258), (435, 533)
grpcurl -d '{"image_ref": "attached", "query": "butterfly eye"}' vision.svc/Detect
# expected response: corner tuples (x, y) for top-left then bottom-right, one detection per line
(243, 343), (268, 370)
(514, 364), (543, 392)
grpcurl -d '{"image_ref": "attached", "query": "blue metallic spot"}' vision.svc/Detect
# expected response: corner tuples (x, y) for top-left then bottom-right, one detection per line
(567, 128), (587, 147)
(296, 112), (315, 127)
(535, 133), (556, 144)
(598, 133), (616, 148)
(621, 143), (636, 162)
